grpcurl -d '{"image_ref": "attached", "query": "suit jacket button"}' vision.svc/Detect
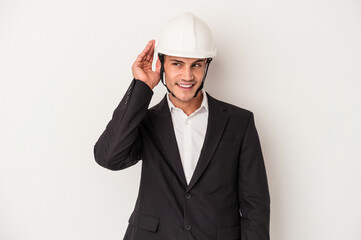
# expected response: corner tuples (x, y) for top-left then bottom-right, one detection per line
(185, 225), (192, 231)
(185, 193), (191, 199)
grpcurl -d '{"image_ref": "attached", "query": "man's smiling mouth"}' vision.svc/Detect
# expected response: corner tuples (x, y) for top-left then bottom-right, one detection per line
(177, 83), (194, 89)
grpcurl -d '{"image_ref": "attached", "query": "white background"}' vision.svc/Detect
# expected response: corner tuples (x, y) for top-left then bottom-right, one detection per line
(1, 0), (360, 239)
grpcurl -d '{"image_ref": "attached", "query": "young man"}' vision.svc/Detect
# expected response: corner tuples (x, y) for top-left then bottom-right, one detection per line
(94, 13), (270, 240)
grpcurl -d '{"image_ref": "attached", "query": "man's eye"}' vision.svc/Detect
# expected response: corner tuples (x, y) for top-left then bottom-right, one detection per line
(192, 64), (202, 67)
(172, 63), (181, 66)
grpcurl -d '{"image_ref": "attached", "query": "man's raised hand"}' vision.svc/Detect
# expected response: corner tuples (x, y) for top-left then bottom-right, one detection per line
(132, 40), (161, 90)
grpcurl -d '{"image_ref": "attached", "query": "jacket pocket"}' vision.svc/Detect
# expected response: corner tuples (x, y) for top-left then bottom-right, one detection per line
(217, 224), (241, 240)
(128, 210), (159, 232)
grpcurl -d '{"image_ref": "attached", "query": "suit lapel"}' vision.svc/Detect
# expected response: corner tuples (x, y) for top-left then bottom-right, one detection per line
(186, 93), (229, 192)
(150, 96), (188, 188)
(150, 92), (229, 192)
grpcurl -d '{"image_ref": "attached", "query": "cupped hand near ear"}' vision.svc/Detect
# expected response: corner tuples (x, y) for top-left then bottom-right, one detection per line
(132, 40), (161, 90)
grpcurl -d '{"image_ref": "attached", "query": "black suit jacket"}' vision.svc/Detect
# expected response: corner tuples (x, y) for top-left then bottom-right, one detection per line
(94, 79), (270, 240)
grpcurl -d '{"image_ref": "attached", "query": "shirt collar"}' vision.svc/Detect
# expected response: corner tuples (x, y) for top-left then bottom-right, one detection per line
(166, 89), (208, 114)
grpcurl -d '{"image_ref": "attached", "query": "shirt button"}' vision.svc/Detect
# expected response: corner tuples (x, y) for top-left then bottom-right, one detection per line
(186, 121), (189, 125)
(185, 224), (192, 231)
(185, 193), (191, 199)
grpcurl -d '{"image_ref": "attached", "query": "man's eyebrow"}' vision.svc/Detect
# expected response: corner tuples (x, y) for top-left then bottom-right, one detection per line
(170, 59), (185, 63)
(192, 59), (205, 64)
(169, 59), (205, 64)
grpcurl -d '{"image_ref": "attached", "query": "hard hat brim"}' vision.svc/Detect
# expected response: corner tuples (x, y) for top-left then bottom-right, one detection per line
(157, 47), (217, 59)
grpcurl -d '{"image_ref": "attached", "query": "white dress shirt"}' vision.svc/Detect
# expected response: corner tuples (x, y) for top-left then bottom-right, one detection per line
(166, 89), (209, 185)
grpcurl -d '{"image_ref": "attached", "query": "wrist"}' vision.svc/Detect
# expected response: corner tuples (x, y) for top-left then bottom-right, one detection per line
(143, 80), (153, 90)
(134, 78), (154, 90)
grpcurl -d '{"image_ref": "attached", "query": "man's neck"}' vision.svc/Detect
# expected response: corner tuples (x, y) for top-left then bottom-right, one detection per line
(169, 92), (203, 116)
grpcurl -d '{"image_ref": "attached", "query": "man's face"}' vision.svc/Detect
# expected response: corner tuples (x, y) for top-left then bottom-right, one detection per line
(163, 55), (207, 103)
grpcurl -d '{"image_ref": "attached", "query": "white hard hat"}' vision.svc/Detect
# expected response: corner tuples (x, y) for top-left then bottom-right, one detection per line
(156, 12), (216, 59)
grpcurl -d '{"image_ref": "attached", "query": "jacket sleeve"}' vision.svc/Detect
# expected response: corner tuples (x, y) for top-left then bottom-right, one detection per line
(238, 112), (271, 240)
(93, 79), (153, 170)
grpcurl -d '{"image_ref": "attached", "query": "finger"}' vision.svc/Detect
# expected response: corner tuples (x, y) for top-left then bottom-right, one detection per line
(147, 40), (155, 63)
(136, 40), (152, 62)
(136, 42), (151, 62)
(145, 40), (155, 63)
(155, 58), (161, 73)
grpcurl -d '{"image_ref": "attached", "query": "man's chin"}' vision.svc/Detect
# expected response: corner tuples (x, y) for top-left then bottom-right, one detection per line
(172, 91), (201, 102)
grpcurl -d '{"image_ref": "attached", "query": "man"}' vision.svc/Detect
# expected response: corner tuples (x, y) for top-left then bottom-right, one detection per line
(94, 13), (270, 240)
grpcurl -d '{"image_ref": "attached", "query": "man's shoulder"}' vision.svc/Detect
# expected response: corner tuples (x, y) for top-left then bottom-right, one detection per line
(207, 93), (253, 118)
(148, 96), (167, 112)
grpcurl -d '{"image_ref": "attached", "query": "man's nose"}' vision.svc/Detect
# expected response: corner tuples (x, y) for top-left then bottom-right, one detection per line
(182, 67), (194, 80)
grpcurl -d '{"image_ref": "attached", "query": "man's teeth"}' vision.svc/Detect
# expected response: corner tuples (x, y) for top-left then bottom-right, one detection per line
(178, 84), (193, 88)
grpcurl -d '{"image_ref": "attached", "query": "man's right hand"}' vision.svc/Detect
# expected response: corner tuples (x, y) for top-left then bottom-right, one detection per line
(132, 40), (161, 90)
